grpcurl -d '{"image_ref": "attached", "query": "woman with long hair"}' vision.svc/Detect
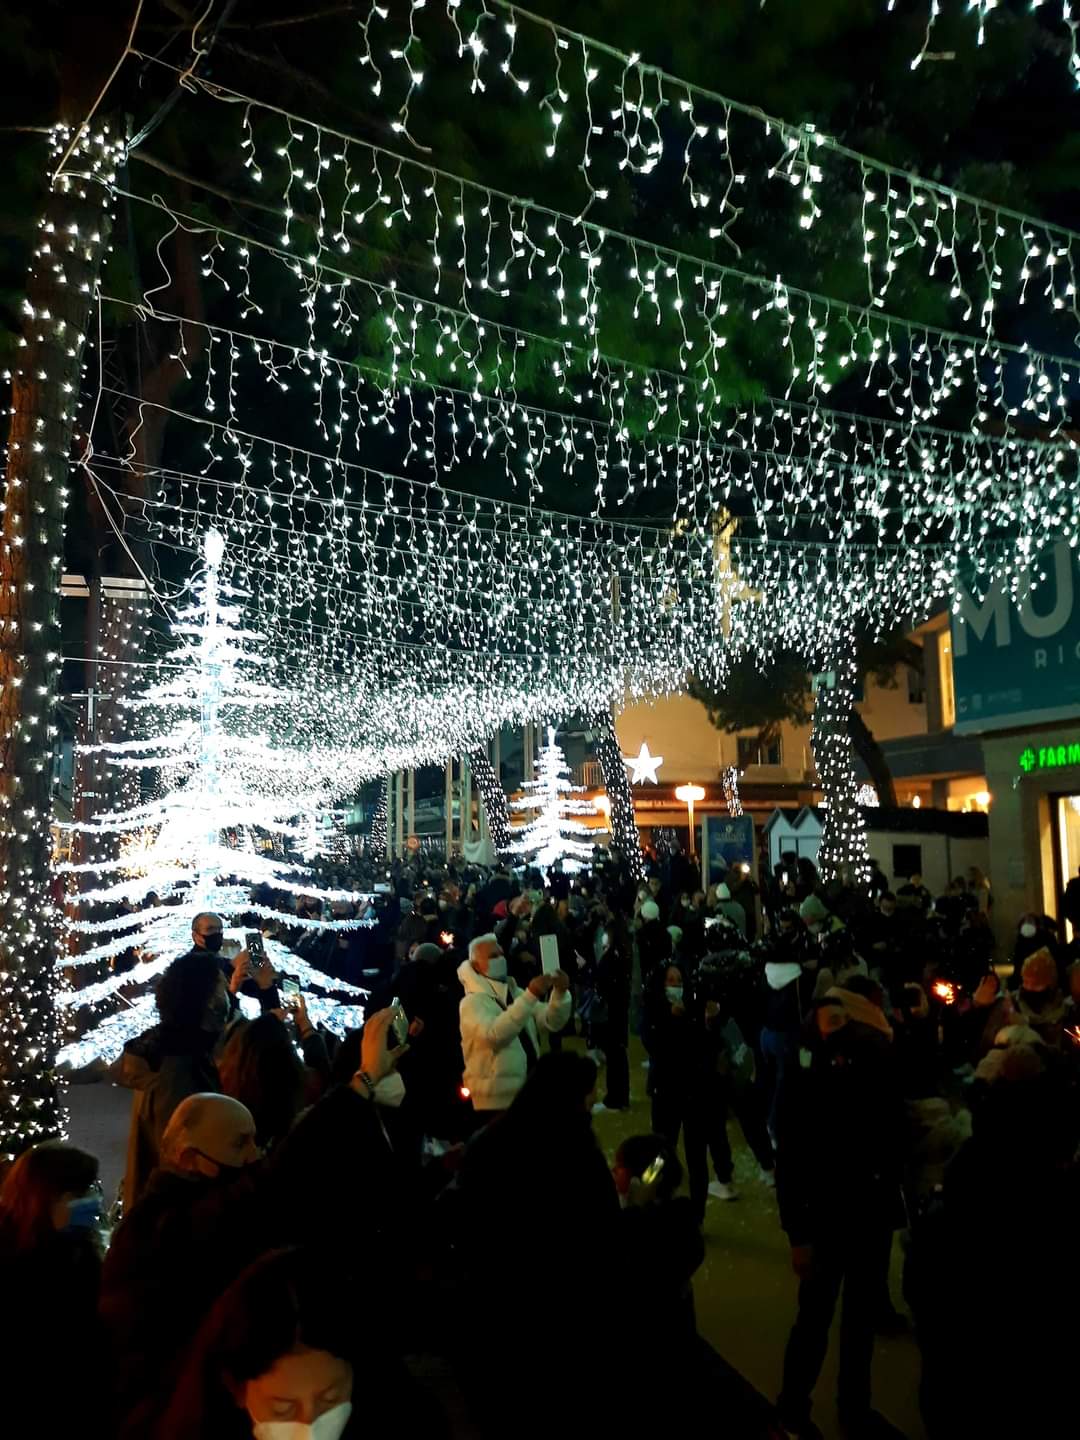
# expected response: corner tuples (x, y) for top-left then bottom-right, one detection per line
(0, 1141), (106, 1430)
(150, 1247), (421, 1439)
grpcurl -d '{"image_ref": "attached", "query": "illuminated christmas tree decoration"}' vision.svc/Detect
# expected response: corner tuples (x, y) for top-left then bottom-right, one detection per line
(56, 531), (375, 1067)
(510, 727), (605, 874)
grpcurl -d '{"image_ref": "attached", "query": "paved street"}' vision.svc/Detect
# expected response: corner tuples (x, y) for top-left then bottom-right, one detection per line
(590, 1048), (924, 1440)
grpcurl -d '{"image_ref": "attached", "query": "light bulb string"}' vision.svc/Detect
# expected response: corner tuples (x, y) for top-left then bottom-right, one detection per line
(89, 424), (1070, 543)
(112, 182), (1078, 512)
(478, 0), (1080, 245)
(102, 523), (695, 669)
(99, 295), (1075, 513)
(120, 62), (1080, 376)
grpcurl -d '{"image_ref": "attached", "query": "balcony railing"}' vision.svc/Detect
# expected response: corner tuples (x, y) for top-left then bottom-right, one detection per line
(574, 760), (604, 789)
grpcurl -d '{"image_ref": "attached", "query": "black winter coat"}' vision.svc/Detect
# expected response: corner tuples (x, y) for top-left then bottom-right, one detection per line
(0, 1225), (105, 1434)
(101, 1165), (267, 1417)
(774, 1027), (906, 1246)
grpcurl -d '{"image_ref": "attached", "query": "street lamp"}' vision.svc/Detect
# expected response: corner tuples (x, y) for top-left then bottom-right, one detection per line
(675, 783), (706, 855)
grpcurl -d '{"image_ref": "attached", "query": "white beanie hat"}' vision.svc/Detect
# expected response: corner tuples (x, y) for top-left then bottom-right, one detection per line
(717, 883), (731, 901)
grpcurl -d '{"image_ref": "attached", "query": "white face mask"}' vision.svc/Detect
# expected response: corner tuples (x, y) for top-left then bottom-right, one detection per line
(1019, 922), (1037, 939)
(484, 954), (508, 982)
(373, 1072), (406, 1108)
(252, 1402), (352, 1440)
(664, 986), (683, 1004)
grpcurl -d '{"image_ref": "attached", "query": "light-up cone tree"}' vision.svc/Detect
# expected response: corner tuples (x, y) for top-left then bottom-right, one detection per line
(588, 711), (644, 880)
(811, 638), (871, 889)
(56, 530), (372, 1069)
(511, 727), (604, 875)
(469, 744), (511, 856)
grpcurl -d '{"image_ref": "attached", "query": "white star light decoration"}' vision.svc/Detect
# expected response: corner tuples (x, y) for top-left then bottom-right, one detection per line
(624, 742), (663, 786)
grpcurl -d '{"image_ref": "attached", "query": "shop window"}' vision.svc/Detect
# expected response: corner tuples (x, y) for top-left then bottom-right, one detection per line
(938, 631), (956, 729)
(892, 843), (922, 879)
(738, 735), (783, 768)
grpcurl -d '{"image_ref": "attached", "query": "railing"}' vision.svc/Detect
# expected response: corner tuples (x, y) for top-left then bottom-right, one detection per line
(574, 760), (604, 789)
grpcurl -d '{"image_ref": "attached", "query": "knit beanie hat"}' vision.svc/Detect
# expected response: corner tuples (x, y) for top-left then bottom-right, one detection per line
(717, 883), (731, 901)
(412, 943), (446, 964)
(799, 894), (829, 925)
(1020, 946), (1057, 993)
(641, 900), (660, 922)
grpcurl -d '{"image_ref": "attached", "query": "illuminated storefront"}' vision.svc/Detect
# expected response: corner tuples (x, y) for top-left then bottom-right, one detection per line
(953, 545), (1080, 949)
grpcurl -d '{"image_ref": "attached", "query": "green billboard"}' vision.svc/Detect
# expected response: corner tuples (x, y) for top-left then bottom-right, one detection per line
(952, 542), (1080, 735)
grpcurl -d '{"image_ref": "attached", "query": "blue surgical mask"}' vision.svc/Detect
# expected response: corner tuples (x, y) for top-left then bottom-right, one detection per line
(65, 1194), (101, 1231)
(665, 986), (683, 1005)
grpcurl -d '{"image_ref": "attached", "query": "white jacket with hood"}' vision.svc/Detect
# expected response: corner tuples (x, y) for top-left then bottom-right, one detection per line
(458, 958), (571, 1111)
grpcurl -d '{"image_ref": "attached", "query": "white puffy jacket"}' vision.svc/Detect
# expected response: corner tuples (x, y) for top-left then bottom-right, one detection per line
(458, 959), (571, 1111)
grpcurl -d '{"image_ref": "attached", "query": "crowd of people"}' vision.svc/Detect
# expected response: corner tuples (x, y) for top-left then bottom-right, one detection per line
(2, 842), (1079, 1438)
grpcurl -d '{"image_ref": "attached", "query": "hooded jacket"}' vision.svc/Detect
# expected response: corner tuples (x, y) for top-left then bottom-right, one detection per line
(109, 1024), (220, 1213)
(457, 959), (571, 1110)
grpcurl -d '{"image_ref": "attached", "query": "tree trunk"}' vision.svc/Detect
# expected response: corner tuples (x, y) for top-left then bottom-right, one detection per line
(848, 708), (897, 808)
(468, 746), (511, 855)
(810, 642), (871, 890)
(590, 709), (644, 880)
(368, 777), (389, 860)
(0, 128), (117, 1156)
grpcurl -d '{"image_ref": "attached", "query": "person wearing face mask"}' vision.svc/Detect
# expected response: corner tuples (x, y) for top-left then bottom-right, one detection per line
(453, 1053), (619, 1438)
(774, 991), (906, 1438)
(1008, 912), (1064, 989)
(1006, 947), (1067, 1048)
(457, 932), (571, 1119)
(111, 946), (233, 1213)
(759, 912), (833, 1142)
(153, 1246), (430, 1440)
(0, 1141), (106, 1434)
(102, 1093), (265, 1424)
(266, 1007), (417, 1261)
(642, 964), (696, 1148)
(713, 880), (747, 938)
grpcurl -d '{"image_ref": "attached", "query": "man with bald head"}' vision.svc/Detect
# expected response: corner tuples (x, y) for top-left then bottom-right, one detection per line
(101, 1093), (265, 1413)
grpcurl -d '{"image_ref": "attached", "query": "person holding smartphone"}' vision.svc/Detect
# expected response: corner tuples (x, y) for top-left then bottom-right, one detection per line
(226, 927), (282, 1015)
(457, 932), (571, 1118)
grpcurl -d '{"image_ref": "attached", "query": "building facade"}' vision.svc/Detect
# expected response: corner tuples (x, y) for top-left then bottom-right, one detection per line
(609, 541), (1080, 949)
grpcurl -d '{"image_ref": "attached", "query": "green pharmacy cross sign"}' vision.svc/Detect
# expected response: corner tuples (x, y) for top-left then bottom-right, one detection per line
(1019, 740), (1080, 773)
